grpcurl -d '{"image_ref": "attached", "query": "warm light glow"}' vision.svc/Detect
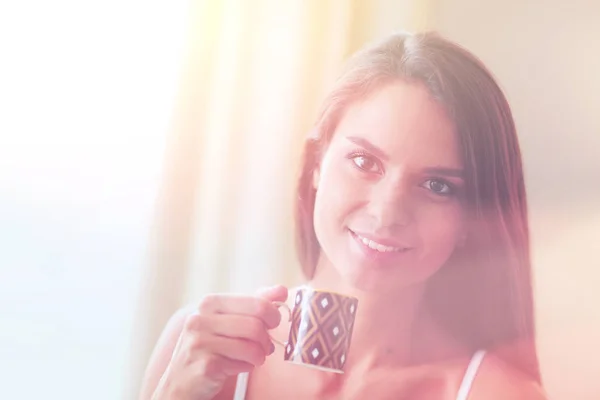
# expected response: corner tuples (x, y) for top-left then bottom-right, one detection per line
(0, 2), (189, 400)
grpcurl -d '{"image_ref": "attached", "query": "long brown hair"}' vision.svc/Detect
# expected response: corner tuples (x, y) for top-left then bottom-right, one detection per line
(294, 31), (540, 381)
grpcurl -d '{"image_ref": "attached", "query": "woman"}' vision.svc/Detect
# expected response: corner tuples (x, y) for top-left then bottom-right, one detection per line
(139, 31), (547, 399)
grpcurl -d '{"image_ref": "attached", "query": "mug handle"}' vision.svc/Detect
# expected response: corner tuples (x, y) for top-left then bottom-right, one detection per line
(270, 301), (292, 347)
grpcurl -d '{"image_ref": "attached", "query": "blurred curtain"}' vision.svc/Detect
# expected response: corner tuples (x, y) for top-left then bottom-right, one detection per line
(126, 0), (432, 398)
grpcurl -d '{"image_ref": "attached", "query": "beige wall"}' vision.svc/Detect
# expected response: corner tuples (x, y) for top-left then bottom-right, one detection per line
(347, 0), (434, 54)
(430, 1), (600, 399)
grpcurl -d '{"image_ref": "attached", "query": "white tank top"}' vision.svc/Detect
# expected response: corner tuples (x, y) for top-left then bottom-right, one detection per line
(233, 349), (486, 400)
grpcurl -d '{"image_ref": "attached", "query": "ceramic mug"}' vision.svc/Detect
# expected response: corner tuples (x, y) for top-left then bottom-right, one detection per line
(273, 286), (358, 373)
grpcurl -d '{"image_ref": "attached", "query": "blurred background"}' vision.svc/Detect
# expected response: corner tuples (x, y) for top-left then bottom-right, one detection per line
(0, 1), (598, 399)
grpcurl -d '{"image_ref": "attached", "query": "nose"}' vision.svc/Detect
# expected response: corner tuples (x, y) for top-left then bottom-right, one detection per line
(366, 179), (413, 230)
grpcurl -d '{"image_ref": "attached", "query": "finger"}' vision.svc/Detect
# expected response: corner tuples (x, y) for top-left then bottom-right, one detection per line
(199, 314), (275, 355)
(185, 313), (275, 355)
(198, 294), (282, 329)
(255, 285), (288, 303)
(204, 335), (267, 366)
(257, 285), (291, 327)
(256, 285), (289, 328)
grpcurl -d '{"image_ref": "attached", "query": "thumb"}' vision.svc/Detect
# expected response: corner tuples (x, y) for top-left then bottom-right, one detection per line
(255, 284), (288, 303)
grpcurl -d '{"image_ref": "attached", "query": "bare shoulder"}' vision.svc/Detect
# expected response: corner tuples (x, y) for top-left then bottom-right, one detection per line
(468, 353), (548, 400)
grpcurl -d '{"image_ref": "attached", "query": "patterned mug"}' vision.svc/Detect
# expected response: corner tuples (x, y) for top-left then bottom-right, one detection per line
(272, 286), (358, 373)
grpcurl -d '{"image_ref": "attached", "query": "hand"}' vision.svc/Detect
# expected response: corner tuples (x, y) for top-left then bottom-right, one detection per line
(152, 285), (288, 400)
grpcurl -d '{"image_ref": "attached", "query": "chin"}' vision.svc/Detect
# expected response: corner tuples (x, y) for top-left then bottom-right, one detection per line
(333, 251), (442, 295)
(337, 262), (407, 293)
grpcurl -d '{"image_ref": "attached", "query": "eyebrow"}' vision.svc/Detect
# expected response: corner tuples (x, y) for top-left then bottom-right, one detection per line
(346, 136), (389, 161)
(345, 136), (464, 178)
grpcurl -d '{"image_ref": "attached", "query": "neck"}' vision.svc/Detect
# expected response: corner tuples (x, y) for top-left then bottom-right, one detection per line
(308, 256), (428, 370)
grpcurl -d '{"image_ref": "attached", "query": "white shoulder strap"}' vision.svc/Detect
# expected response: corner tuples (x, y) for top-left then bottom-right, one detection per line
(455, 350), (486, 400)
(233, 372), (249, 400)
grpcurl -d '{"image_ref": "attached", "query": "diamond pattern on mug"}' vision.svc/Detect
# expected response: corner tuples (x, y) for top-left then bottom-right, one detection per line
(311, 347), (319, 359)
(312, 293), (340, 322)
(289, 308), (300, 346)
(284, 289), (357, 370)
(332, 346), (348, 369)
(321, 312), (346, 352)
(303, 335), (328, 366)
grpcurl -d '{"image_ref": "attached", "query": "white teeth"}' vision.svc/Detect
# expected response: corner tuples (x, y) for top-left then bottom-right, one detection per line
(357, 234), (403, 252)
(375, 243), (389, 252)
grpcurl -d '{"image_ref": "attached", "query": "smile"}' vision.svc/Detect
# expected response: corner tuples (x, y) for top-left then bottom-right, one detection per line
(349, 230), (410, 253)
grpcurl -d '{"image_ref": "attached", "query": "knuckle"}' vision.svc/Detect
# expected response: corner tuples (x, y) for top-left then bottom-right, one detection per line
(182, 345), (197, 366)
(189, 333), (208, 351)
(182, 314), (196, 331)
(248, 319), (264, 338)
(198, 294), (220, 313)
(174, 339), (198, 367)
(183, 312), (205, 332)
(254, 299), (270, 318)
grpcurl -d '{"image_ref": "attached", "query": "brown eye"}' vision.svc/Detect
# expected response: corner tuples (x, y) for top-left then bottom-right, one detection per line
(423, 179), (453, 195)
(349, 153), (381, 174)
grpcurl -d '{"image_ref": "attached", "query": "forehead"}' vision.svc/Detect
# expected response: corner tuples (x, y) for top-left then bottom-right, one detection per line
(332, 81), (462, 168)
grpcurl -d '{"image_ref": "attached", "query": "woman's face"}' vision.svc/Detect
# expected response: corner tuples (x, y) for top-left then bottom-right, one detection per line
(312, 81), (466, 292)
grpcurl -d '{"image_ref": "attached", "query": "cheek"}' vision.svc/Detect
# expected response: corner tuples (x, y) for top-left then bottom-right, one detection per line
(312, 158), (364, 244)
(416, 204), (465, 257)
(314, 159), (363, 221)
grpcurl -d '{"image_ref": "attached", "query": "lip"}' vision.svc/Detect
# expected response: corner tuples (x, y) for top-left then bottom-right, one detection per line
(349, 229), (412, 250)
(348, 229), (413, 263)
